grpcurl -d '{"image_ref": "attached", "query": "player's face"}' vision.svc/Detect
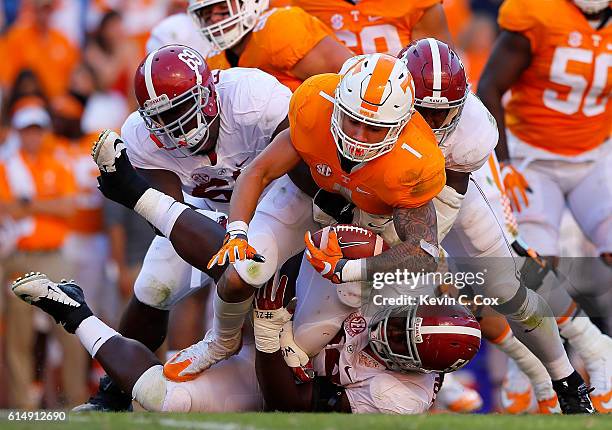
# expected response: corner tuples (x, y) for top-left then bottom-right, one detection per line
(194, 1), (241, 25)
(416, 106), (450, 130)
(385, 316), (410, 357)
(341, 115), (390, 144)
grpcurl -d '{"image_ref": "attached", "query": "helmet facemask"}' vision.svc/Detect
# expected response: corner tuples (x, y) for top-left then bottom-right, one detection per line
(572, 0), (609, 14)
(139, 82), (219, 158)
(188, 0), (269, 51)
(368, 306), (426, 373)
(415, 89), (467, 147)
(331, 98), (409, 163)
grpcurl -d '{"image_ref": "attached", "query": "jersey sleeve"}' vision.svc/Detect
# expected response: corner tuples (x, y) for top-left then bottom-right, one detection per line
(446, 93), (498, 173)
(498, 0), (541, 52)
(289, 73), (338, 150)
(364, 0), (441, 18)
(253, 7), (333, 71)
(229, 68), (292, 134)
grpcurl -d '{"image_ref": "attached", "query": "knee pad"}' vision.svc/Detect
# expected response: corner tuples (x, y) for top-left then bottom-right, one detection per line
(133, 237), (193, 310)
(494, 287), (546, 326)
(162, 384), (193, 412)
(461, 203), (506, 255)
(234, 226), (279, 287)
(132, 365), (168, 412)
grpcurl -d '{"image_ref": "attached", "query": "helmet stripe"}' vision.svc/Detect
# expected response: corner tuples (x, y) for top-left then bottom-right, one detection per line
(419, 325), (481, 339)
(144, 50), (159, 99)
(426, 38), (442, 98)
(362, 54), (396, 109)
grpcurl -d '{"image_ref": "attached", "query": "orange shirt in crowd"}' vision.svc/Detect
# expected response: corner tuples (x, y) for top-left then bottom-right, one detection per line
(0, 146), (77, 251)
(52, 134), (105, 235)
(0, 20), (79, 98)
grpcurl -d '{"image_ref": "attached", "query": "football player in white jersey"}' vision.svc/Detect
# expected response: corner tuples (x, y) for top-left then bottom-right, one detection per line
(11, 262), (481, 413)
(146, 9), (213, 57)
(401, 38), (603, 414)
(75, 44), (292, 411)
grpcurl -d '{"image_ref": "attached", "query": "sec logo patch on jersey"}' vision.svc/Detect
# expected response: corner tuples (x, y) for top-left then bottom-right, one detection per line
(316, 163), (332, 177)
(346, 312), (368, 336)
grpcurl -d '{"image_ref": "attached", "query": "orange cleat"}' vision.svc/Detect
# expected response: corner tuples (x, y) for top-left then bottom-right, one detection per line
(537, 395), (561, 414)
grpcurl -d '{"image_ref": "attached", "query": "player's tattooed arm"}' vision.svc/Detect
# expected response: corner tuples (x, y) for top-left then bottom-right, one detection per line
(363, 201), (439, 278)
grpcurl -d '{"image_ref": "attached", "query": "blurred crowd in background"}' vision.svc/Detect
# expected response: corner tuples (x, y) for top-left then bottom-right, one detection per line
(0, 0), (599, 413)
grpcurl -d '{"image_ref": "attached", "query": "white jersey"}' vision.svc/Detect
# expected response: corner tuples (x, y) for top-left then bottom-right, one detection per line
(442, 92), (498, 173)
(121, 67), (291, 213)
(312, 311), (435, 414)
(146, 13), (212, 57)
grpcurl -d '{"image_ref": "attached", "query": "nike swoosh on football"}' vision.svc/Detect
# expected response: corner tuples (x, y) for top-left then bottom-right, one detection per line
(337, 239), (369, 248)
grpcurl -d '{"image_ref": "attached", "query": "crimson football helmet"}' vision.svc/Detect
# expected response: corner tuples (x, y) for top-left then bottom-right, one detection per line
(398, 38), (468, 145)
(134, 44), (219, 156)
(368, 303), (481, 373)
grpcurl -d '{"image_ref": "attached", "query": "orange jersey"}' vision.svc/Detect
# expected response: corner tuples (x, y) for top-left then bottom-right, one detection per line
(499, 0), (612, 155)
(0, 149), (76, 251)
(0, 22), (79, 98)
(53, 135), (105, 234)
(206, 7), (333, 91)
(289, 74), (446, 215)
(293, 0), (441, 55)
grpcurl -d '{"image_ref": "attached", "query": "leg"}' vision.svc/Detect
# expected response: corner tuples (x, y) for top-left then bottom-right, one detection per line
(565, 154), (612, 412)
(481, 311), (558, 413)
(166, 176), (318, 378)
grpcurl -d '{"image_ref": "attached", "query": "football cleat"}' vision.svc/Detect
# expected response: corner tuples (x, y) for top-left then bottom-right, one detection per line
(537, 394), (562, 414)
(72, 375), (133, 413)
(579, 335), (612, 413)
(12, 272), (92, 334)
(436, 373), (483, 413)
(163, 329), (241, 382)
(552, 371), (595, 414)
(92, 129), (125, 173)
(500, 359), (535, 414)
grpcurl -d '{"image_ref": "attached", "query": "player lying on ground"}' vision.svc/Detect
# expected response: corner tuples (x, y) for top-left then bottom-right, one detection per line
(10, 262), (480, 413)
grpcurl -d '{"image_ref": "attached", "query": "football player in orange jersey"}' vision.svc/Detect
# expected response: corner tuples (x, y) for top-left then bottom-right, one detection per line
(478, 0), (611, 413)
(159, 53), (446, 380)
(293, 0), (453, 55)
(187, 0), (354, 90)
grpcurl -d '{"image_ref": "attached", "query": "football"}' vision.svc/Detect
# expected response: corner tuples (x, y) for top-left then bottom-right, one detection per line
(310, 224), (389, 259)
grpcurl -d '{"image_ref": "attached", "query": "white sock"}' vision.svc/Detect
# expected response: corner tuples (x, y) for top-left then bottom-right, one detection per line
(75, 316), (119, 357)
(559, 310), (604, 360)
(134, 189), (189, 238)
(212, 290), (254, 340)
(496, 334), (551, 390)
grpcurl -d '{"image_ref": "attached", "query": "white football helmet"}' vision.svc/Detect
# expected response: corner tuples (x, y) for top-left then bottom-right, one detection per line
(331, 53), (415, 163)
(188, 0), (269, 51)
(572, 0), (610, 14)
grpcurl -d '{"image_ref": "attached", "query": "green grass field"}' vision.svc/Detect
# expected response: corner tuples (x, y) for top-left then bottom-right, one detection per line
(1, 412), (611, 430)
